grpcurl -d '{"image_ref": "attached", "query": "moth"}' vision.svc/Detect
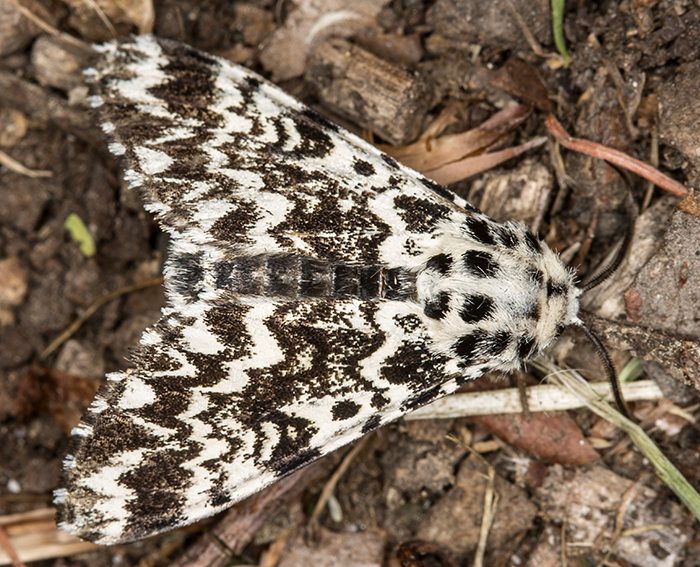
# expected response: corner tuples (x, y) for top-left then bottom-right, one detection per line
(56, 35), (586, 544)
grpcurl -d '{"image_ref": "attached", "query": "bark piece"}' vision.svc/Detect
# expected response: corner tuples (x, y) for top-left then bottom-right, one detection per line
(659, 60), (700, 174)
(587, 315), (700, 392)
(626, 200), (700, 339)
(306, 38), (431, 145)
(31, 35), (87, 92)
(467, 157), (552, 227)
(581, 196), (677, 318)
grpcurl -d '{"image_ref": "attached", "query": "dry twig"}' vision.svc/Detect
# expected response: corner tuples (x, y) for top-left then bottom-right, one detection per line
(307, 437), (369, 536)
(0, 150), (51, 178)
(0, 508), (95, 566)
(41, 276), (163, 359)
(546, 115), (688, 198)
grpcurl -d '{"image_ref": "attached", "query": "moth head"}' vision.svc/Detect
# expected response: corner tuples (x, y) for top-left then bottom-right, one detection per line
(529, 243), (582, 350)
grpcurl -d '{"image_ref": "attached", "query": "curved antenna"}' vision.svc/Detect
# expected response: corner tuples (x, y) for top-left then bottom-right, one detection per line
(579, 161), (639, 292)
(578, 322), (631, 419)
(580, 219), (634, 292)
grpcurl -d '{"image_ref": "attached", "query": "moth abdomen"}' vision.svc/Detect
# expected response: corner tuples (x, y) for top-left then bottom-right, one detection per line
(209, 253), (417, 300)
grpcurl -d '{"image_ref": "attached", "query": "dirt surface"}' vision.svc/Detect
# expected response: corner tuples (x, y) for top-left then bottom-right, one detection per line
(0, 0), (699, 566)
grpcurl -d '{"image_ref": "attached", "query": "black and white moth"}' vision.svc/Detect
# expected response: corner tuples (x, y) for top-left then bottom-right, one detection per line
(55, 35), (582, 544)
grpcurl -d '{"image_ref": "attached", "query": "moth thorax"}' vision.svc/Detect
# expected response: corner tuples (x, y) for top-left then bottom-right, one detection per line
(214, 254), (417, 300)
(414, 240), (579, 369)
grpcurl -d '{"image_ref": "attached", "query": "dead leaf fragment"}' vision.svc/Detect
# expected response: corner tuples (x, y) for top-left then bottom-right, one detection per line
(416, 458), (537, 556)
(384, 104), (531, 172)
(470, 411), (599, 466)
(490, 58), (553, 112)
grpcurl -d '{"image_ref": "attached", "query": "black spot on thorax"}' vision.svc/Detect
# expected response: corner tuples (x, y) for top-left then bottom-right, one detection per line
(424, 291), (451, 319)
(517, 336), (537, 359)
(460, 294), (495, 323)
(463, 216), (496, 246)
(547, 280), (568, 297)
(524, 231), (542, 253)
(487, 331), (512, 357)
(462, 250), (499, 278)
(494, 225), (519, 248)
(426, 253), (452, 275)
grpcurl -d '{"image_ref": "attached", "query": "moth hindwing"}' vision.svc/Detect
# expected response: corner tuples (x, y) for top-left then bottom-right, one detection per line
(56, 35), (580, 544)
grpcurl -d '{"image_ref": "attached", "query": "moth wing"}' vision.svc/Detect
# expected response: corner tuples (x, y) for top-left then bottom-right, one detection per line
(88, 35), (475, 266)
(56, 295), (475, 544)
(58, 36), (488, 544)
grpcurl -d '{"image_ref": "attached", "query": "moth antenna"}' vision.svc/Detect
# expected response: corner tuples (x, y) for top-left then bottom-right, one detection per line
(580, 217), (634, 292)
(572, 165), (638, 416)
(578, 321), (631, 419)
(580, 164), (638, 292)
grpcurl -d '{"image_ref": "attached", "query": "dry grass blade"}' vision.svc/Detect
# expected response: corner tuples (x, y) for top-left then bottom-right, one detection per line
(407, 380), (662, 420)
(384, 104), (531, 171)
(0, 527), (24, 567)
(473, 457), (498, 567)
(0, 508), (96, 566)
(546, 114), (688, 198)
(80, 0), (118, 36)
(539, 361), (700, 521)
(8, 0), (90, 52)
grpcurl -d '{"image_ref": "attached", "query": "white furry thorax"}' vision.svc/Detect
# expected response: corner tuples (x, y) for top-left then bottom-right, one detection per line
(415, 215), (580, 373)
